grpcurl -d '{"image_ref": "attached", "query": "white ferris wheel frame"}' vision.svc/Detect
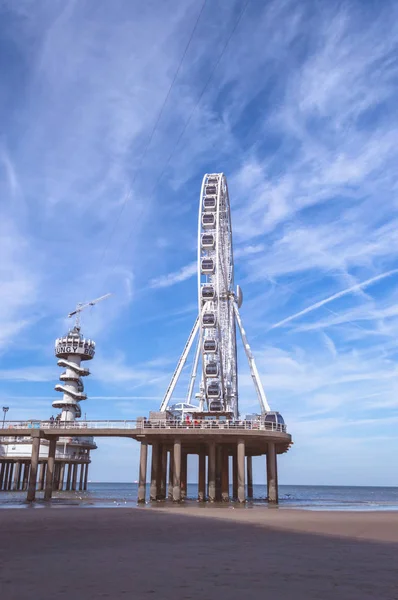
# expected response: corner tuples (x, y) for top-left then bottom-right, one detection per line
(160, 173), (270, 416)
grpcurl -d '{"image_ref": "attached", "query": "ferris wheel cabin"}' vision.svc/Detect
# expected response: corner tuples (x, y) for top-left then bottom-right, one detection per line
(203, 338), (217, 353)
(202, 312), (216, 327)
(205, 361), (219, 377)
(207, 380), (221, 398)
(201, 258), (215, 274)
(202, 213), (216, 228)
(203, 196), (217, 211)
(201, 233), (215, 249)
(201, 285), (215, 301)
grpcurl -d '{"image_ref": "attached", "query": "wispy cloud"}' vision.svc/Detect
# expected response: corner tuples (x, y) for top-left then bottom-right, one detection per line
(270, 269), (398, 330)
(150, 261), (197, 289)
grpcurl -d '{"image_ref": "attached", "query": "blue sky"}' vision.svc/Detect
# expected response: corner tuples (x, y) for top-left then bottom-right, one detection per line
(1, 0), (398, 486)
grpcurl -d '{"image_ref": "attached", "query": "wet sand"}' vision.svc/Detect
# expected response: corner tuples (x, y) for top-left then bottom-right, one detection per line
(0, 506), (397, 599)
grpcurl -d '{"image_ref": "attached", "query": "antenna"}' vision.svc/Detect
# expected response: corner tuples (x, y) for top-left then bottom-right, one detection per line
(68, 293), (112, 330)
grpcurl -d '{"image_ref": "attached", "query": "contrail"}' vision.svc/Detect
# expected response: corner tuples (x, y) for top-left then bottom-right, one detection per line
(270, 268), (398, 330)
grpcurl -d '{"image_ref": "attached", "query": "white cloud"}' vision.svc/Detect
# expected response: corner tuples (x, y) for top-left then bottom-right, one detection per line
(150, 261), (197, 289)
(270, 269), (398, 330)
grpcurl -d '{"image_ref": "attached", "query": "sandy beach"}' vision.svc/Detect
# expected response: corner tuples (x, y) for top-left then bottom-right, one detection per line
(0, 506), (397, 600)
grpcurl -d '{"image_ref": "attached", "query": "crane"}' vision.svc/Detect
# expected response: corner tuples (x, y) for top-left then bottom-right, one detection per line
(68, 293), (112, 330)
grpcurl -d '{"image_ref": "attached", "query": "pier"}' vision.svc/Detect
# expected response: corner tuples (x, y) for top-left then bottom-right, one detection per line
(0, 418), (291, 503)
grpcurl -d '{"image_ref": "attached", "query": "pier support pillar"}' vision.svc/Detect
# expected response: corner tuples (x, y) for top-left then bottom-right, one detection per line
(8, 462), (14, 490)
(59, 463), (65, 491)
(215, 445), (222, 501)
(181, 453), (187, 500)
(66, 463), (72, 491)
(138, 441), (148, 503)
(198, 448), (206, 502)
(27, 433), (41, 502)
(150, 442), (160, 501)
(221, 449), (229, 502)
(4, 463), (10, 490)
(79, 463), (84, 491)
(237, 439), (245, 503)
(247, 455), (253, 499)
(159, 446), (167, 500)
(44, 438), (57, 500)
(0, 462), (5, 490)
(72, 463), (78, 491)
(37, 463), (45, 491)
(22, 462), (29, 491)
(267, 442), (278, 504)
(168, 449), (173, 499)
(53, 463), (60, 491)
(208, 442), (216, 502)
(172, 439), (181, 502)
(232, 452), (238, 499)
(83, 462), (89, 491)
(13, 462), (21, 491)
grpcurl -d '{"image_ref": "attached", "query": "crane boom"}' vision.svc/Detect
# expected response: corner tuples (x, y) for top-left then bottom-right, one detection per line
(68, 293), (112, 328)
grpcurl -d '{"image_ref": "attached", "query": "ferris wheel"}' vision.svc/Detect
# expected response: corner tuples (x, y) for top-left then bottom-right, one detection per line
(160, 173), (270, 418)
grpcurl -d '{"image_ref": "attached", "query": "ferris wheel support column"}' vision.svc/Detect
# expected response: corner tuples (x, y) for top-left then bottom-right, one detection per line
(160, 318), (200, 412)
(233, 303), (270, 414)
(186, 337), (201, 406)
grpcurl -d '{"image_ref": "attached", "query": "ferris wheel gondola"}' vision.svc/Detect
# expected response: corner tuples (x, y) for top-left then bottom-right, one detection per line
(160, 173), (271, 419)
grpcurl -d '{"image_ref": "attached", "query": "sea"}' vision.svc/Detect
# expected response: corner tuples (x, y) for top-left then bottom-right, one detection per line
(1, 483), (398, 510)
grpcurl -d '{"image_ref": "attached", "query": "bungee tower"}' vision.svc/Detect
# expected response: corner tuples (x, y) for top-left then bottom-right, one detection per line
(53, 328), (95, 420)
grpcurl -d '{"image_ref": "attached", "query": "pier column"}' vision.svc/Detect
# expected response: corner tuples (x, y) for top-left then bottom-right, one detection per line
(4, 463), (10, 490)
(181, 453), (187, 500)
(37, 463), (45, 491)
(83, 462), (89, 491)
(221, 449), (229, 502)
(79, 463), (84, 491)
(247, 455), (253, 499)
(22, 462), (29, 491)
(66, 463), (72, 491)
(150, 442), (160, 501)
(168, 449), (173, 499)
(27, 433), (41, 502)
(7, 462), (14, 490)
(208, 441), (216, 502)
(0, 462), (5, 490)
(138, 441), (148, 503)
(72, 463), (78, 491)
(232, 452), (238, 499)
(215, 445), (222, 501)
(44, 438), (57, 500)
(13, 462), (21, 491)
(53, 463), (60, 490)
(172, 439), (181, 502)
(159, 446), (167, 500)
(59, 463), (65, 491)
(267, 442), (278, 504)
(198, 448), (206, 502)
(237, 439), (245, 503)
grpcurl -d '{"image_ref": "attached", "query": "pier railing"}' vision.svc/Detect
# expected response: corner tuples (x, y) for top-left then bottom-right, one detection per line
(1, 419), (287, 433)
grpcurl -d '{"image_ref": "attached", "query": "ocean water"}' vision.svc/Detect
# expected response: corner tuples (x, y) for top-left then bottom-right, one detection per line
(1, 483), (398, 510)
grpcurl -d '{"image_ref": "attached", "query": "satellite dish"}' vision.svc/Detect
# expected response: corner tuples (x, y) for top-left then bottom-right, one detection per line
(236, 285), (243, 308)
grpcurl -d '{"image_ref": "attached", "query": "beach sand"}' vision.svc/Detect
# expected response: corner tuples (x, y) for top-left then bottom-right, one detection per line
(0, 506), (397, 599)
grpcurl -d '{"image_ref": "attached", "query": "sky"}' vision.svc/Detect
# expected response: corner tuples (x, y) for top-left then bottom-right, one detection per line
(1, 0), (398, 486)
